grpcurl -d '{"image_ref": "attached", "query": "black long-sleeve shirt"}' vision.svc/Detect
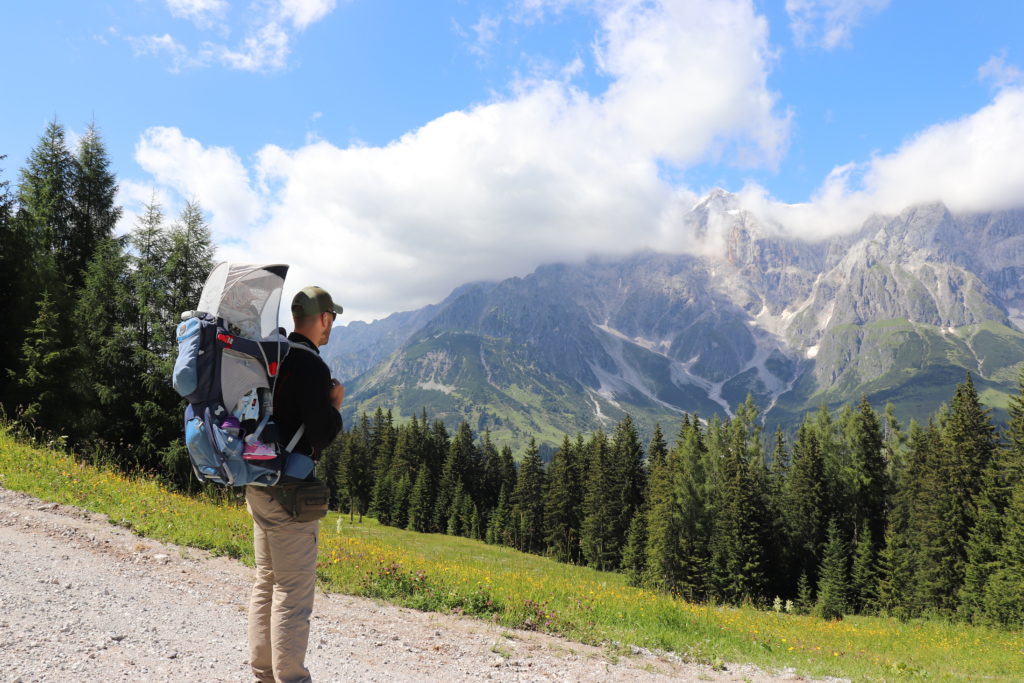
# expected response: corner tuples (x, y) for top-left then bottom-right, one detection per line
(272, 332), (342, 459)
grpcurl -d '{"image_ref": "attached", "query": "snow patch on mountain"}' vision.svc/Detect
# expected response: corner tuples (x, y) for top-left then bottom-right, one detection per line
(417, 380), (456, 395)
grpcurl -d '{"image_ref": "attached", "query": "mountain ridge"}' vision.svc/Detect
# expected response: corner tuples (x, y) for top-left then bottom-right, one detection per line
(323, 193), (1024, 450)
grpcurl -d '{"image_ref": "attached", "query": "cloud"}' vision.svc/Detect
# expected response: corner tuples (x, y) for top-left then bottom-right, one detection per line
(785, 0), (889, 49)
(469, 14), (501, 57)
(979, 52), (1024, 90)
(166, 0), (227, 29)
(134, 127), (261, 240)
(131, 0), (339, 72)
(738, 84), (1024, 238)
(133, 0), (787, 321)
(128, 33), (193, 72)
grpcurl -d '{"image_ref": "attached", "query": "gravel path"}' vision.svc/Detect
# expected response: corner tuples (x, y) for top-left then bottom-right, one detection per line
(0, 486), (812, 682)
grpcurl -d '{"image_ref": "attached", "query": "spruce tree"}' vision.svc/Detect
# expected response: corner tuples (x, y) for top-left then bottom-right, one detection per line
(71, 236), (138, 448)
(980, 479), (1024, 627)
(340, 414), (374, 521)
(910, 375), (998, 614)
(163, 201), (214, 324)
(17, 119), (73, 289)
(610, 415), (647, 567)
(620, 512), (646, 585)
(874, 526), (913, 619)
(0, 158), (42, 405)
(511, 438), (546, 553)
(964, 371), (1024, 624)
(69, 123), (120, 291)
(709, 414), (768, 604)
(782, 418), (828, 592)
(645, 415), (710, 600)
(316, 436), (344, 510)
(581, 430), (618, 570)
(543, 434), (582, 563)
(848, 396), (888, 549)
(11, 291), (76, 434)
(648, 423), (668, 472)
(407, 463), (433, 532)
(433, 422), (478, 531)
(849, 520), (877, 614)
(815, 520), (848, 621)
(486, 484), (512, 546)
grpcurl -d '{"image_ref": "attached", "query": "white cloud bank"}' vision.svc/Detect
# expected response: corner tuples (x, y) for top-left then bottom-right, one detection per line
(129, 1), (1024, 322)
(134, 0), (787, 320)
(739, 81), (1024, 239)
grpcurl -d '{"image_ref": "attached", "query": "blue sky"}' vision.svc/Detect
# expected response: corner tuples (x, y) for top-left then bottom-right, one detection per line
(3, 1), (1023, 320)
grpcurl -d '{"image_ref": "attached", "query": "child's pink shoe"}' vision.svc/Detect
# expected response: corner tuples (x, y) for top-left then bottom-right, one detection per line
(242, 440), (277, 460)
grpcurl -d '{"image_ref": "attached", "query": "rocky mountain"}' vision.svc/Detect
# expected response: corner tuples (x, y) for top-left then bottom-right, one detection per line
(323, 192), (1024, 450)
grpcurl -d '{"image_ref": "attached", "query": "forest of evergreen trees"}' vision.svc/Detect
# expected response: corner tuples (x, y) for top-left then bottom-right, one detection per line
(319, 380), (1024, 630)
(0, 119), (216, 485)
(3, 119), (1023, 632)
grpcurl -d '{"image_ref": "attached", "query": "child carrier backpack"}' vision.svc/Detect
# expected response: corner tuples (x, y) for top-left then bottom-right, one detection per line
(172, 262), (305, 486)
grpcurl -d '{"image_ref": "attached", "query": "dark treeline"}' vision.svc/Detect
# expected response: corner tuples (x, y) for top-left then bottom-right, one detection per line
(0, 119), (215, 486)
(321, 378), (1024, 629)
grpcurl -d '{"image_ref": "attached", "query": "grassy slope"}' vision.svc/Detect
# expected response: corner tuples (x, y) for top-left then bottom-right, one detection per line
(2, 427), (1023, 681)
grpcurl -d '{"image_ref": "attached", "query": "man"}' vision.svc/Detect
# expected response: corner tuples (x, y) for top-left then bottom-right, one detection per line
(245, 286), (344, 683)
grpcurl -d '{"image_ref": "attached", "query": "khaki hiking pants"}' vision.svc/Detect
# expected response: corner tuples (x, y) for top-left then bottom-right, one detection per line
(246, 485), (320, 683)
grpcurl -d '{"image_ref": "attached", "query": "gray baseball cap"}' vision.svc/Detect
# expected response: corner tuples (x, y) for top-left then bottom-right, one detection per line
(291, 286), (343, 318)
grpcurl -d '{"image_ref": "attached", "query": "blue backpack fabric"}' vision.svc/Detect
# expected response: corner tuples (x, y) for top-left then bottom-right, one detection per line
(173, 313), (292, 487)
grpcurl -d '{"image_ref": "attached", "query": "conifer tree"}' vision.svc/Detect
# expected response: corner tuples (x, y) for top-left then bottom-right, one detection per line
(407, 463), (433, 532)
(486, 484), (512, 546)
(620, 513), (647, 585)
(909, 375), (998, 614)
(979, 479), (1024, 626)
(69, 123), (120, 291)
(849, 520), (877, 614)
(581, 430), (619, 570)
(17, 119), (73, 290)
(543, 434), (582, 563)
(795, 572), (813, 615)
(11, 291), (75, 433)
(648, 423), (668, 472)
(645, 415), (710, 599)
(0, 158), (42, 404)
(847, 396), (888, 549)
(125, 199), (179, 468)
(511, 438), (546, 553)
(782, 418), (828, 591)
(709, 413), (768, 603)
(961, 371), (1024, 622)
(316, 436), (344, 510)
(390, 471), (412, 529)
(610, 415), (647, 566)
(479, 429), (504, 515)
(433, 422), (477, 532)
(874, 526), (913, 618)
(815, 520), (848, 621)
(340, 414), (374, 521)
(163, 201), (214, 324)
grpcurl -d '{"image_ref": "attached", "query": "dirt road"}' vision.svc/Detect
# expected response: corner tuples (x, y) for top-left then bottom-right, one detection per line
(0, 486), (810, 682)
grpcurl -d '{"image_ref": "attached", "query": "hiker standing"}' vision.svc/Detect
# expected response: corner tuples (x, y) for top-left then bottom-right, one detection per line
(245, 286), (344, 683)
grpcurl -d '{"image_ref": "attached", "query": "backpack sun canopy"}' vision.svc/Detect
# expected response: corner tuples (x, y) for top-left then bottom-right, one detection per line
(197, 262), (290, 339)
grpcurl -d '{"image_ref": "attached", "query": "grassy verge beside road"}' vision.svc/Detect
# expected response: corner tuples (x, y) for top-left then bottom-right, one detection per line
(2, 425), (1021, 681)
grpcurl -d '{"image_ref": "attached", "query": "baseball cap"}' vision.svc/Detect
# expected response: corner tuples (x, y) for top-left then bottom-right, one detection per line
(291, 286), (343, 318)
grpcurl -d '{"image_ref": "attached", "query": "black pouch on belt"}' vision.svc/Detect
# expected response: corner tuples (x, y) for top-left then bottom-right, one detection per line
(269, 479), (329, 522)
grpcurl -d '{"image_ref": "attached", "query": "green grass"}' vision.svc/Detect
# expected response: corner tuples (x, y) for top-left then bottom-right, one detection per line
(2, 425), (1023, 681)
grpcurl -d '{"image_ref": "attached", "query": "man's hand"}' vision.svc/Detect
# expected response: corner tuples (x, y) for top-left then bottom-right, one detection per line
(330, 379), (345, 410)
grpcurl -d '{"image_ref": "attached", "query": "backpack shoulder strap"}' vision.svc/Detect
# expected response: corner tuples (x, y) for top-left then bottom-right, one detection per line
(281, 340), (324, 454)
